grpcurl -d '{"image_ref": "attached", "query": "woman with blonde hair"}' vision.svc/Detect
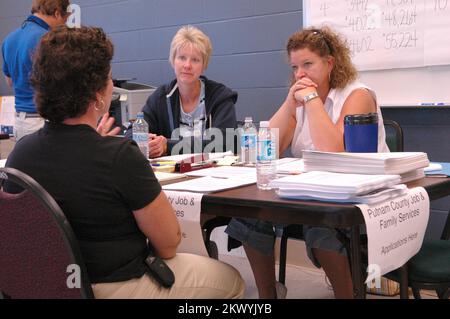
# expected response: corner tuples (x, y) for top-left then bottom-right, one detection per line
(226, 26), (389, 299)
(140, 25), (238, 157)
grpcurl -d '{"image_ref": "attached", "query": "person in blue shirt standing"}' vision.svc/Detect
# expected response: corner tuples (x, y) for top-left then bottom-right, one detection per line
(2, 0), (70, 140)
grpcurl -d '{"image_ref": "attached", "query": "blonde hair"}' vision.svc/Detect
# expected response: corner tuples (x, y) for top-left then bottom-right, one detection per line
(286, 26), (357, 89)
(169, 25), (212, 70)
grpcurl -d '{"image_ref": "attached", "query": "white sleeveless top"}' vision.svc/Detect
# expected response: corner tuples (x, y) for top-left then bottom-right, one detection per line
(291, 81), (389, 158)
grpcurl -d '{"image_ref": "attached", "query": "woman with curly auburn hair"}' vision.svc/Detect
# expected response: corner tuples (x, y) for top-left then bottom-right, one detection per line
(6, 26), (244, 299)
(274, 25), (389, 155)
(286, 26), (358, 90)
(226, 26), (389, 299)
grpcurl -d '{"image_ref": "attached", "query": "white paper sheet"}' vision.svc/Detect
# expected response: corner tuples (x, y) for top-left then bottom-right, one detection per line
(357, 187), (430, 283)
(0, 96), (15, 135)
(153, 151), (234, 163)
(152, 153), (203, 163)
(162, 176), (256, 193)
(276, 159), (305, 175)
(278, 184), (408, 205)
(185, 166), (256, 179)
(164, 190), (208, 257)
(424, 163), (443, 172)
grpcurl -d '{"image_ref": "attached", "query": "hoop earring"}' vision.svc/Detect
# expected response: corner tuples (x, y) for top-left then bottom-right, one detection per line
(94, 99), (105, 112)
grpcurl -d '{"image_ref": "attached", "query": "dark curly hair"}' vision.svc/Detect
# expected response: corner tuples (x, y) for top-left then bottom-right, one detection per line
(31, 26), (114, 123)
(287, 26), (357, 89)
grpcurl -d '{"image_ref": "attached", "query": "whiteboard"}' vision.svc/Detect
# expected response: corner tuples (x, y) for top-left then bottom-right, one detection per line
(303, 0), (450, 106)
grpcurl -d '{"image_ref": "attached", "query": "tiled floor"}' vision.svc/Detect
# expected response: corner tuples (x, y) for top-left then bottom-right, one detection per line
(0, 139), (14, 160)
(219, 254), (438, 299)
(220, 254), (335, 299)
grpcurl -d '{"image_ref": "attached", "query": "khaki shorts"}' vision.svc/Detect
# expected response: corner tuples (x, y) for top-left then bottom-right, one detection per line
(14, 113), (44, 140)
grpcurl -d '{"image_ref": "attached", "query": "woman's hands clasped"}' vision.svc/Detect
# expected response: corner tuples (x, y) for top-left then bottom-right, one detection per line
(287, 77), (319, 110)
(149, 134), (168, 158)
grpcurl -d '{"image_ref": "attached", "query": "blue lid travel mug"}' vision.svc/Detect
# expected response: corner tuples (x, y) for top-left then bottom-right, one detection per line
(344, 113), (378, 153)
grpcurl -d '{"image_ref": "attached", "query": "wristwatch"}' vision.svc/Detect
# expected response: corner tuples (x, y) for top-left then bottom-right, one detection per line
(303, 91), (319, 104)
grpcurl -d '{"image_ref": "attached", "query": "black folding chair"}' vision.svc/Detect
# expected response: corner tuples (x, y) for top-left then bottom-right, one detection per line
(0, 167), (94, 299)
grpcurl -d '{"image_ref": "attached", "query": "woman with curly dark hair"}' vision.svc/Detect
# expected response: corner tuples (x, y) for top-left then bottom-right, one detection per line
(226, 26), (389, 299)
(5, 26), (244, 299)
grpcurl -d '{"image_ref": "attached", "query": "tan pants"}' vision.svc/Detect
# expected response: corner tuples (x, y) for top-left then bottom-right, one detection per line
(92, 253), (245, 299)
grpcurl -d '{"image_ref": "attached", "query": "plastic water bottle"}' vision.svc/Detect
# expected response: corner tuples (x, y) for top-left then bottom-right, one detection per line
(240, 117), (257, 165)
(132, 112), (149, 158)
(256, 121), (277, 190)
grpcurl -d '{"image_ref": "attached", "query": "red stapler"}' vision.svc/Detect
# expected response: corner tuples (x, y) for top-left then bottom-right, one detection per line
(176, 160), (216, 173)
(174, 153), (210, 172)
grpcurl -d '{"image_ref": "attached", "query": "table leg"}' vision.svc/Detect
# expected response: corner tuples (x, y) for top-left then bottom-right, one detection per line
(399, 265), (409, 299)
(349, 226), (365, 299)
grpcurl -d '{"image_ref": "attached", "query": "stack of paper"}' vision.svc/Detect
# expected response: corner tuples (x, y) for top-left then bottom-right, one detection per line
(400, 168), (425, 183)
(270, 171), (403, 204)
(302, 151), (429, 175)
(271, 171), (401, 194)
(276, 184), (408, 204)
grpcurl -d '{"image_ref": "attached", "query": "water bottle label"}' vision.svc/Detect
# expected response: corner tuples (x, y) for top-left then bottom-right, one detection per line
(258, 140), (275, 161)
(133, 132), (148, 144)
(241, 134), (256, 149)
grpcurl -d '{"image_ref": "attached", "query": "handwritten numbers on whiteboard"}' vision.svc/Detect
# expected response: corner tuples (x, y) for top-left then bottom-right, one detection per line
(434, 0), (448, 11)
(320, 2), (331, 16)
